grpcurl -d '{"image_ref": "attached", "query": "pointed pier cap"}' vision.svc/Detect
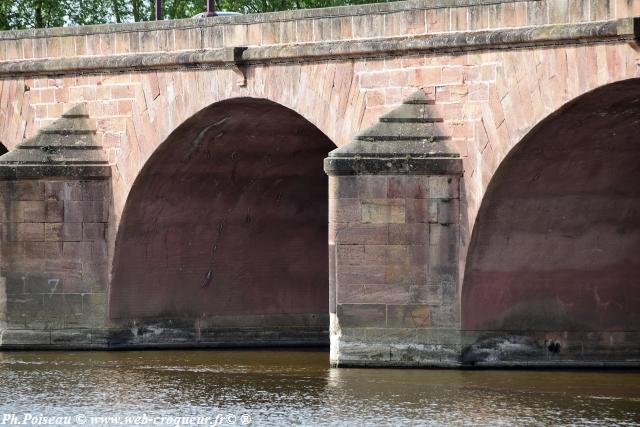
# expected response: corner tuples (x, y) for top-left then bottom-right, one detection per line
(0, 104), (110, 179)
(324, 90), (462, 176)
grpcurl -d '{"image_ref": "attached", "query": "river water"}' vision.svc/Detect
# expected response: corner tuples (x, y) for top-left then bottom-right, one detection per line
(0, 349), (639, 426)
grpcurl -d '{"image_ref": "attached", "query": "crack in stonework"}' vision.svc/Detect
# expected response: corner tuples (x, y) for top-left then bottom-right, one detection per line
(183, 116), (230, 161)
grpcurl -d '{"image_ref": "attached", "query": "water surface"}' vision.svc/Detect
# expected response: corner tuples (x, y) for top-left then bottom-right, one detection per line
(0, 350), (639, 426)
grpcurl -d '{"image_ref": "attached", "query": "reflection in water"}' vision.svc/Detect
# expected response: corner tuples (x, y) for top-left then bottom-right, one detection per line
(0, 350), (638, 425)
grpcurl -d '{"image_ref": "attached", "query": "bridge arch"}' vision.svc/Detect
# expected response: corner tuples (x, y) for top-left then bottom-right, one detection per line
(462, 79), (640, 349)
(110, 97), (335, 345)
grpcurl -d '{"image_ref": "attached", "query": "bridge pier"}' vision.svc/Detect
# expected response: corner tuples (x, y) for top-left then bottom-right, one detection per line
(0, 105), (111, 348)
(325, 90), (464, 367)
(0, 0), (637, 364)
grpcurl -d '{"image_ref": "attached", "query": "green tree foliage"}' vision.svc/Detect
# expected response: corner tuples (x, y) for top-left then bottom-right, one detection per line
(2, 0), (70, 29)
(0, 0), (394, 29)
(68, 0), (112, 25)
(0, 1), (10, 30)
(217, 0), (384, 14)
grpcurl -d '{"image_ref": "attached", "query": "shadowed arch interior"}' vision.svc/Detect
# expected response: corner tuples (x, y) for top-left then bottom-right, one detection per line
(462, 79), (640, 333)
(110, 98), (334, 333)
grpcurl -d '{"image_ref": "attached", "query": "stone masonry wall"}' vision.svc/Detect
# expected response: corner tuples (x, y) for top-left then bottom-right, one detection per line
(0, 0), (637, 357)
(0, 38), (631, 258)
(329, 173), (462, 366)
(0, 178), (110, 348)
(0, 0), (636, 244)
(0, 0), (637, 60)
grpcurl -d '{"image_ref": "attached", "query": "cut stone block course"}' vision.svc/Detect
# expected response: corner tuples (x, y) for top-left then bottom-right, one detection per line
(0, 104), (110, 344)
(325, 89), (463, 367)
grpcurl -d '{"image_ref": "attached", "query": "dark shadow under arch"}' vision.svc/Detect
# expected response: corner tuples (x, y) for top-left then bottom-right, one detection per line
(462, 79), (640, 340)
(110, 98), (335, 344)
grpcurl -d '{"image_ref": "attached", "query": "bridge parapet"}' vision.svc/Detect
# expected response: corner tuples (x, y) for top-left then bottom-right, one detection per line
(0, 0), (637, 63)
(0, 0), (637, 364)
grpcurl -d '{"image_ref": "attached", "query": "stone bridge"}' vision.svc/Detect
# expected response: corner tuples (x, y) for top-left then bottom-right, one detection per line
(0, 0), (638, 367)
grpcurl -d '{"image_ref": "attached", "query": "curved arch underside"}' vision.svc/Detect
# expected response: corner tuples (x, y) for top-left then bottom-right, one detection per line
(111, 98), (333, 337)
(463, 79), (640, 336)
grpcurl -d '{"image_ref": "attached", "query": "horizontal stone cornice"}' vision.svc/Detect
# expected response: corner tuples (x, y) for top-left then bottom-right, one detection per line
(0, 18), (636, 77)
(0, 165), (111, 179)
(247, 18), (639, 62)
(324, 157), (463, 176)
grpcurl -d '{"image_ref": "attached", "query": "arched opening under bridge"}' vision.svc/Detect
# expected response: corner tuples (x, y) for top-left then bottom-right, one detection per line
(462, 79), (640, 360)
(111, 98), (335, 346)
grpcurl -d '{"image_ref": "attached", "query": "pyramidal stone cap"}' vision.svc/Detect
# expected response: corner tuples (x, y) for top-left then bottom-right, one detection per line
(324, 90), (462, 176)
(0, 104), (110, 179)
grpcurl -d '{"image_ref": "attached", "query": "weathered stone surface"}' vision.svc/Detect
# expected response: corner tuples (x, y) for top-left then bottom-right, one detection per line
(0, 104), (111, 347)
(331, 333), (462, 367)
(0, 104), (110, 178)
(0, 104), (107, 171)
(326, 89), (461, 176)
(0, 20), (636, 76)
(51, 329), (92, 345)
(0, 329), (51, 346)
(328, 89), (466, 367)
(337, 304), (387, 328)
(361, 199), (405, 223)
(0, 0), (637, 369)
(93, 319), (329, 348)
(387, 304), (431, 328)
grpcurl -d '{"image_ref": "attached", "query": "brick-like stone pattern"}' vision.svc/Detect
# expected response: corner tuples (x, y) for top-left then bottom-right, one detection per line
(0, 0), (637, 62)
(329, 173), (462, 366)
(102, 314), (328, 349)
(0, 30), (635, 252)
(0, 0), (637, 358)
(0, 178), (110, 346)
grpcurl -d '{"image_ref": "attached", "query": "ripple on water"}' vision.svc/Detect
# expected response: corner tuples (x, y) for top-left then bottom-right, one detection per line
(0, 351), (638, 426)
